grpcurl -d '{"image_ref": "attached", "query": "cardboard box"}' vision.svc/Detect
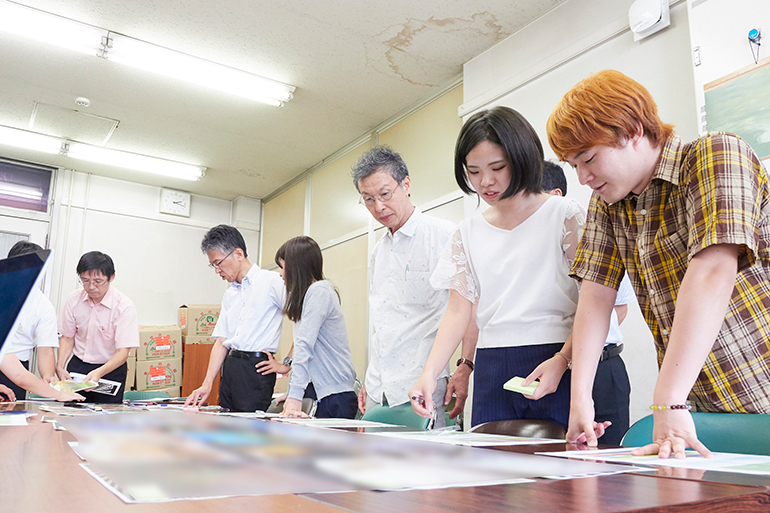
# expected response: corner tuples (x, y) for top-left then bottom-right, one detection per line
(136, 358), (182, 390)
(145, 386), (181, 398)
(178, 304), (220, 336)
(128, 348), (136, 359)
(138, 325), (182, 361)
(183, 335), (217, 345)
(126, 357), (136, 390)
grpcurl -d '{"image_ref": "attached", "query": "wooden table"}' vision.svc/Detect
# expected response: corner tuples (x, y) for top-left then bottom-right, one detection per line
(3, 404), (770, 512)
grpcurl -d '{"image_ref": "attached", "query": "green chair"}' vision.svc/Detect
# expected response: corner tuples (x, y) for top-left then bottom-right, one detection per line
(361, 402), (430, 430)
(266, 397), (316, 416)
(621, 412), (770, 455)
(123, 390), (171, 401)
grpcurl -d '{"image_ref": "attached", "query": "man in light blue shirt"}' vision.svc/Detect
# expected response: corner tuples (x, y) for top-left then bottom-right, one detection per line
(185, 225), (285, 412)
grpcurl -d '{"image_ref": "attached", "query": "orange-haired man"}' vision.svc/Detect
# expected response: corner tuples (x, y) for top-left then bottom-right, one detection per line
(548, 70), (770, 459)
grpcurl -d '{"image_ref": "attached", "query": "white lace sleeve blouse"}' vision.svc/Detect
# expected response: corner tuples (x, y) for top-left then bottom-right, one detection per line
(430, 196), (585, 349)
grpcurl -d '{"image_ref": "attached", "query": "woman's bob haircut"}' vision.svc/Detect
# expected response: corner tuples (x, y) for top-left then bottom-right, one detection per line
(455, 106), (544, 200)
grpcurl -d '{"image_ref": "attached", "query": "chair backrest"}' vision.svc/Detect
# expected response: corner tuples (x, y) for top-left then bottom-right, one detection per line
(361, 402), (430, 430)
(621, 412), (770, 456)
(123, 390), (171, 401)
(443, 396), (457, 429)
(266, 399), (283, 414)
(266, 397), (317, 416)
(469, 419), (566, 439)
(302, 397), (317, 417)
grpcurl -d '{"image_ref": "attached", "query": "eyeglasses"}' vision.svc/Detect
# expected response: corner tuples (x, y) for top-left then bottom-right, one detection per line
(359, 188), (396, 206)
(79, 277), (108, 287)
(209, 249), (235, 269)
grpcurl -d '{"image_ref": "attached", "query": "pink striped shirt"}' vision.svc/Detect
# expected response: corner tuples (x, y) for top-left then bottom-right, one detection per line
(58, 286), (139, 364)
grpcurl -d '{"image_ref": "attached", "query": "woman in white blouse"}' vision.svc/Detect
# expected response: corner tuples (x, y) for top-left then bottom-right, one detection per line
(409, 106), (586, 429)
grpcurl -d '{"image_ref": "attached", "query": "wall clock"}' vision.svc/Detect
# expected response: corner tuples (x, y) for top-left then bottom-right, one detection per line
(160, 189), (191, 217)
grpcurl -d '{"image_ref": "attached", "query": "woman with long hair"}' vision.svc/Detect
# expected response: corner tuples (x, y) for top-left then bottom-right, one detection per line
(275, 236), (357, 419)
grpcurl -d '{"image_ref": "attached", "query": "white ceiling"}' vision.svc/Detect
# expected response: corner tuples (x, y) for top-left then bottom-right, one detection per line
(0, 0), (564, 200)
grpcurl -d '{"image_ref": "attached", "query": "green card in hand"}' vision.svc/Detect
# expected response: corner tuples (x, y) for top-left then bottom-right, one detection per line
(503, 376), (539, 395)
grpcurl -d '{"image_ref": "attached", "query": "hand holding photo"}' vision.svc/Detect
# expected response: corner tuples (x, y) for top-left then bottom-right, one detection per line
(503, 376), (539, 396)
(51, 379), (97, 393)
(66, 373), (122, 396)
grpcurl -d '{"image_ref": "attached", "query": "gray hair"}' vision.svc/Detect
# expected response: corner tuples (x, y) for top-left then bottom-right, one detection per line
(351, 146), (409, 192)
(201, 224), (248, 258)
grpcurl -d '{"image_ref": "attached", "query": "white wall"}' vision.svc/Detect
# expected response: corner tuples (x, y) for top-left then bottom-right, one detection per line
(461, 0), (698, 425)
(47, 169), (261, 326)
(687, 0), (770, 134)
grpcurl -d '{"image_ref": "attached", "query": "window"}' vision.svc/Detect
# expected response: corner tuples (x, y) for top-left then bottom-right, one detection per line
(0, 158), (54, 213)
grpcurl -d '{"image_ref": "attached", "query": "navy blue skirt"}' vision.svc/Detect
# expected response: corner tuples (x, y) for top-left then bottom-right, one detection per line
(471, 343), (571, 429)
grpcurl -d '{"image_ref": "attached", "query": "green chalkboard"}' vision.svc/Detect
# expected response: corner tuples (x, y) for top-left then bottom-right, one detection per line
(705, 62), (770, 161)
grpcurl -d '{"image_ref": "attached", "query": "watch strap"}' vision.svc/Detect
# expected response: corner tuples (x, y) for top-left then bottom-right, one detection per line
(456, 357), (474, 372)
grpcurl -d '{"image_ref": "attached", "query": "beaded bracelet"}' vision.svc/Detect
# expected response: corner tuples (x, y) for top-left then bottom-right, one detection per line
(649, 403), (692, 411)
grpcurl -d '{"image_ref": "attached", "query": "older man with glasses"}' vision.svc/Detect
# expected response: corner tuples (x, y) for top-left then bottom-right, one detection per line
(352, 146), (477, 427)
(185, 225), (286, 412)
(57, 250), (139, 403)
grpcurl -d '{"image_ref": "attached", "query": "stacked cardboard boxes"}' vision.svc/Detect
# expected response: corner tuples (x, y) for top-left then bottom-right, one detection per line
(178, 305), (221, 404)
(136, 326), (183, 391)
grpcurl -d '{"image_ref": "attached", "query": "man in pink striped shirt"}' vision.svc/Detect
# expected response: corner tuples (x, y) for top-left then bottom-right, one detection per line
(57, 251), (139, 403)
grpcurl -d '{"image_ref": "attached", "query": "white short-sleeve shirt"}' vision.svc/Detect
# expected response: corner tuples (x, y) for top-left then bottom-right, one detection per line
(431, 196), (584, 349)
(367, 209), (455, 407)
(5, 288), (59, 361)
(605, 273), (636, 346)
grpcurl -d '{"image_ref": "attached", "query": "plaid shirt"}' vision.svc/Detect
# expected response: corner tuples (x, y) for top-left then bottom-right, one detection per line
(572, 133), (770, 414)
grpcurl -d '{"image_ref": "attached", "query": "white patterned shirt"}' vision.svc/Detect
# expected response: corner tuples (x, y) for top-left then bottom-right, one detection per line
(366, 209), (455, 406)
(432, 196), (584, 349)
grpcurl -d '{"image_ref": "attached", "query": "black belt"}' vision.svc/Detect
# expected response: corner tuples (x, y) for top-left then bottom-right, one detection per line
(228, 349), (270, 360)
(599, 343), (623, 362)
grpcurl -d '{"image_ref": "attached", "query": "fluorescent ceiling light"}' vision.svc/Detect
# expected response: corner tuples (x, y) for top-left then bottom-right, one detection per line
(0, 125), (62, 154)
(0, 0), (295, 105)
(0, 183), (43, 200)
(106, 33), (294, 106)
(65, 141), (206, 181)
(0, 1), (104, 56)
(0, 124), (205, 181)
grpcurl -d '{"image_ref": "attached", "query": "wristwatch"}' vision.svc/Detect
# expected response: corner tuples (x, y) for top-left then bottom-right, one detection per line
(283, 357), (292, 367)
(456, 357), (474, 372)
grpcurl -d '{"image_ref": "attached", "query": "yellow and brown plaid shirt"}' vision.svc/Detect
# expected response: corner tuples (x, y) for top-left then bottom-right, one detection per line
(572, 133), (770, 414)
